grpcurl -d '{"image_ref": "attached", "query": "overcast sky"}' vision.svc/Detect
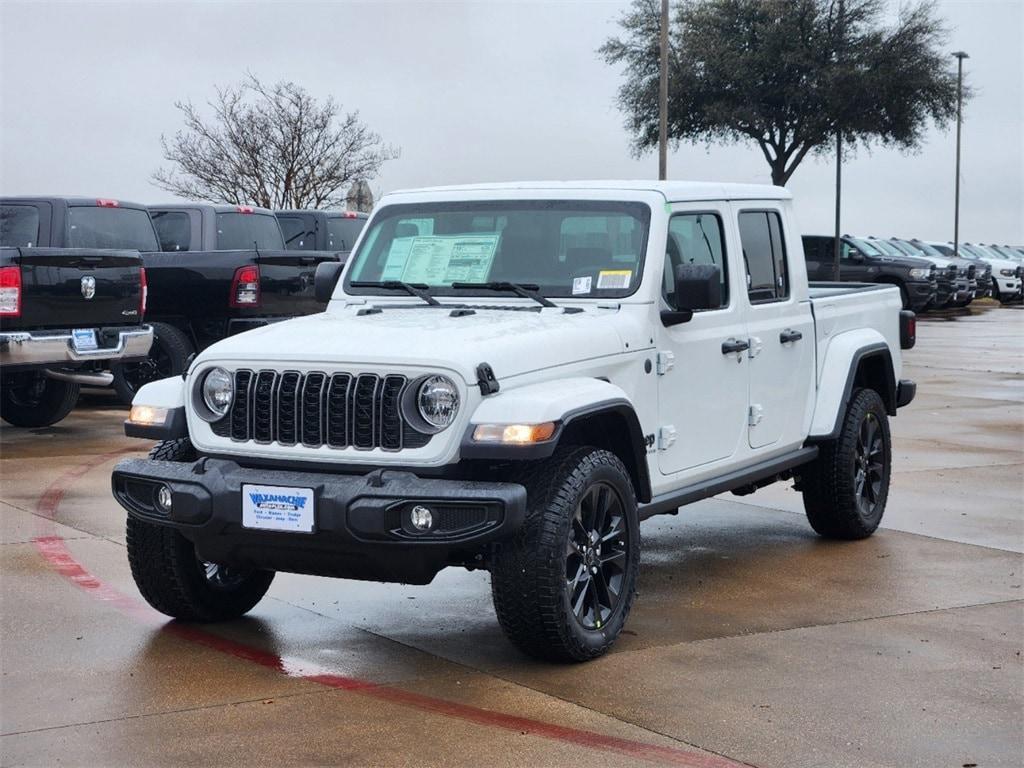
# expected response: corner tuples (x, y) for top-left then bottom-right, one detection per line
(1, 0), (1021, 244)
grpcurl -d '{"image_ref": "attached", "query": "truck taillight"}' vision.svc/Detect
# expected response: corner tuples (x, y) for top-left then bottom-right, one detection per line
(343, 211), (359, 219)
(139, 267), (148, 316)
(899, 310), (916, 350)
(230, 265), (260, 308)
(96, 198), (120, 207)
(237, 205), (254, 214)
(0, 266), (21, 317)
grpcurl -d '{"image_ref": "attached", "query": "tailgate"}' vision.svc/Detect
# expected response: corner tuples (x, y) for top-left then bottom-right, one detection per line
(255, 249), (341, 315)
(1, 247), (143, 330)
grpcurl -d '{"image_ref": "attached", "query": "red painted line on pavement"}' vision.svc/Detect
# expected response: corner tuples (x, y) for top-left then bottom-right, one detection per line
(30, 451), (745, 768)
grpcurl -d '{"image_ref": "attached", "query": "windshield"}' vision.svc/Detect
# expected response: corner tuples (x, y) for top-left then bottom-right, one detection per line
(344, 200), (650, 299)
(849, 237), (882, 256)
(866, 238), (904, 258)
(889, 239), (921, 256)
(215, 213), (284, 250)
(326, 216), (365, 251)
(909, 240), (943, 258)
(67, 206), (159, 251)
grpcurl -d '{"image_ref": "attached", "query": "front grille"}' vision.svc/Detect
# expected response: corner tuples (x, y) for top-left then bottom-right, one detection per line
(966, 264), (977, 280)
(218, 369), (431, 451)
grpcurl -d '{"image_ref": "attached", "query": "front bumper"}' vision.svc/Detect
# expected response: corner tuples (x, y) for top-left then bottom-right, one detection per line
(906, 280), (936, 311)
(112, 457), (527, 584)
(0, 326), (153, 369)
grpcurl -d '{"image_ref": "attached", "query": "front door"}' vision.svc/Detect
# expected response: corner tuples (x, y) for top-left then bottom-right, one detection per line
(656, 206), (750, 475)
(736, 206), (816, 450)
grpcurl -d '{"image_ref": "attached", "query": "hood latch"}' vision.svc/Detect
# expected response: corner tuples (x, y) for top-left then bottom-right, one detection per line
(476, 363), (500, 396)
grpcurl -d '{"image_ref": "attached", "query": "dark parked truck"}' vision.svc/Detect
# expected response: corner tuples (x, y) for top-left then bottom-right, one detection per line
(275, 209), (367, 254)
(0, 197), (152, 426)
(111, 204), (339, 403)
(801, 234), (936, 311)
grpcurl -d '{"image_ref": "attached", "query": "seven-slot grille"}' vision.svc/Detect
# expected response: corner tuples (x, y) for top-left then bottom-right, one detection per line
(212, 369), (430, 451)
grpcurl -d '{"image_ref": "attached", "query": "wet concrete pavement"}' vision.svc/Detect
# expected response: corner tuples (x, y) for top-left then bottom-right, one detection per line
(1, 303), (1022, 767)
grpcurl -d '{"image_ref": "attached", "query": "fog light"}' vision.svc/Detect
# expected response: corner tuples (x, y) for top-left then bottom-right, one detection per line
(409, 505), (433, 532)
(156, 485), (173, 513)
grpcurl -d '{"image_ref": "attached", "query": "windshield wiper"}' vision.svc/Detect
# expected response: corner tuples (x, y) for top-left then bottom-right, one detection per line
(350, 280), (440, 306)
(450, 281), (558, 309)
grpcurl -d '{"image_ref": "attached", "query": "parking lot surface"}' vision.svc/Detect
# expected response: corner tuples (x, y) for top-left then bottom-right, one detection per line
(2, 303), (1022, 768)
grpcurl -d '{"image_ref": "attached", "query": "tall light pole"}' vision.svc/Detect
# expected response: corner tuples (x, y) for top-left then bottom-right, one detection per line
(952, 51), (968, 256)
(658, 0), (669, 180)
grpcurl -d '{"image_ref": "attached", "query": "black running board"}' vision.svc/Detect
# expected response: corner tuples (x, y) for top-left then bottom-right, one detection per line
(639, 446), (819, 520)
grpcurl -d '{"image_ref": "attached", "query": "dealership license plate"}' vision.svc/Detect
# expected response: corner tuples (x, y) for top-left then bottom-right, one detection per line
(242, 484), (315, 533)
(71, 328), (98, 351)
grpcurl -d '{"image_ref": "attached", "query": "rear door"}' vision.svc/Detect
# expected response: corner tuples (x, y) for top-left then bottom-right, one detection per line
(736, 205), (815, 451)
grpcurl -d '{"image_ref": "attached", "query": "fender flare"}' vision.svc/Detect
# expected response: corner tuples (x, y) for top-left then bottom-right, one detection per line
(460, 377), (651, 501)
(808, 335), (896, 441)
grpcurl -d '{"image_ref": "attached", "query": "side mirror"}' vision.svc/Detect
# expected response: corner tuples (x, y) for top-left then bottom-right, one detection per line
(662, 264), (722, 326)
(314, 260), (344, 304)
(848, 248), (864, 262)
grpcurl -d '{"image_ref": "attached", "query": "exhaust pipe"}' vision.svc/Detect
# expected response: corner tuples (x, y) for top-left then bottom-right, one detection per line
(45, 369), (114, 386)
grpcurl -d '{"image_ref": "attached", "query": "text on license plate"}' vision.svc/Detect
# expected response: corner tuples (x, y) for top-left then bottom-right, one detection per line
(242, 484), (315, 533)
(72, 329), (98, 351)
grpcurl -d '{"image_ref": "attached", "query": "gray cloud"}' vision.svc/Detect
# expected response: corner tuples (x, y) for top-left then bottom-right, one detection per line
(1, 0), (1020, 244)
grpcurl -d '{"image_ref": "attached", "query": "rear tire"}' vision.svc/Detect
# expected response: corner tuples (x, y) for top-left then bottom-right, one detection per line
(126, 436), (274, 621)
(801, 388), (891, 540)
(490, 447), (640, 662)
(0, 373), (80, 427)
(111, 322), (193, 405)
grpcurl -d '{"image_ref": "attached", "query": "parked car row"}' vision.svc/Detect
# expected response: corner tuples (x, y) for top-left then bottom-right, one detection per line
(0, 196), (368, 427)
(801, 234), (1023, 312)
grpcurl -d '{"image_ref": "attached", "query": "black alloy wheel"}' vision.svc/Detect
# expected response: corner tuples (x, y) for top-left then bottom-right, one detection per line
(853, 412), (886, 520)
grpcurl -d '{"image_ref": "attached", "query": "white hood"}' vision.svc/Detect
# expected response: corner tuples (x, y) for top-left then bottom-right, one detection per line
(197, 304), (634, 383)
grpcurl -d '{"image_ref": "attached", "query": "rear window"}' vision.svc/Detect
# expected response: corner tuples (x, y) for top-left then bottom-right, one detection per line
(66, 206), (159, 251)
(326, 217), (364, 251)
(279, 216), (314, 250)
(151, 210), (191, 252)
(215, 213), (284, 250)
(739, 210), (788, 303)
(0, 205), (40, 247)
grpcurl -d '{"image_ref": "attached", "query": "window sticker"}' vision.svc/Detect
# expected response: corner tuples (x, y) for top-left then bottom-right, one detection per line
(381, 237), (415, 280)
(398, 234), (500, 284)
(597, 269), (632, 290)
(572, 276), (592, 295)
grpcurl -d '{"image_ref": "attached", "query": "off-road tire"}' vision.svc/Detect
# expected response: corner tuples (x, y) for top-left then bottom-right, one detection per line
(801, 388), (891, 540)
(490, 447), (640, 662)
(126, 437), (274, 621)
(0, 373), (80, 427)
(111, 322), (193, 405)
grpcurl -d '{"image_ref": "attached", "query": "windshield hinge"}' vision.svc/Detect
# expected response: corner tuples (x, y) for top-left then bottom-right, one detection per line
(476, 363), (500, 396)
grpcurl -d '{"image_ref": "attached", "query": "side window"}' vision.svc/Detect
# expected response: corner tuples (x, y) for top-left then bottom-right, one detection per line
(663, 213), (728, 309)
(151, 211), (191, 252)
(739, 210), (789, 303)
(0, 205), (40, 247)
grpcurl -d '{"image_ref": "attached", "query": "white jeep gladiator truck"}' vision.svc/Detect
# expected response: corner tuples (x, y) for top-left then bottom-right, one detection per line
(113, 181), (917, 662)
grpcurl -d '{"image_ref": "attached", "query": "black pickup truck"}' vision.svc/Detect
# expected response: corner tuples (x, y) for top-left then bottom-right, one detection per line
(0, 197), (152, 427)
(275, 209), (367, 253)
(111, 204), (338, 403)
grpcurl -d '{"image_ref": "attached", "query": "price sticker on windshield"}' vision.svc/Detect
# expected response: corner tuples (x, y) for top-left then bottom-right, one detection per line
(597, 270), (632, 290)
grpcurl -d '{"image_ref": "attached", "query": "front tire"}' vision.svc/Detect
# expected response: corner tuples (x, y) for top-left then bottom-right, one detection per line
(0, 372), (80, 427)
(126, 438), (274, 621)
(490, 447), (640, 662)
(801, 388), (892, 540)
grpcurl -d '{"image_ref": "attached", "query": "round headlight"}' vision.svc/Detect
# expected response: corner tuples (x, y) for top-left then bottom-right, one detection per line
(201, 367), (233, 419)
(416, 375), (459, 431)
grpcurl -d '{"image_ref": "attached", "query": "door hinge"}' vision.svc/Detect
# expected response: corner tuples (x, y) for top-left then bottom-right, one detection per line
(747, 336), (763, 359)
(748, 404), (764, 427)
(656, 350), (675, 375)
(658, 425), (677, 450)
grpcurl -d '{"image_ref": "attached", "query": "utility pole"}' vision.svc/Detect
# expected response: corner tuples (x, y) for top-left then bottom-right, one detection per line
(952, 51), (969, 257)
(658, 0), (669, 180)
(833, 131), (842, 281)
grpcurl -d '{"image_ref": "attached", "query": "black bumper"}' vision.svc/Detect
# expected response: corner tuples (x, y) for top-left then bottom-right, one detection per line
(896, 379), (916, 408)
(112, 458), (527, 584)
(906, 280), (936, 311)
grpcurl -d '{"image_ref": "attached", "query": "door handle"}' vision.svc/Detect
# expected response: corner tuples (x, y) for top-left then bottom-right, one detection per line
(721, 338), (750, 355)
(779, 329), (803, 343)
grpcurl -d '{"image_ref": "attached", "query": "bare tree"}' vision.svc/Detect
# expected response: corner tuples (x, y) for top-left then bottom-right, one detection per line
(153, 75), (398, 209)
